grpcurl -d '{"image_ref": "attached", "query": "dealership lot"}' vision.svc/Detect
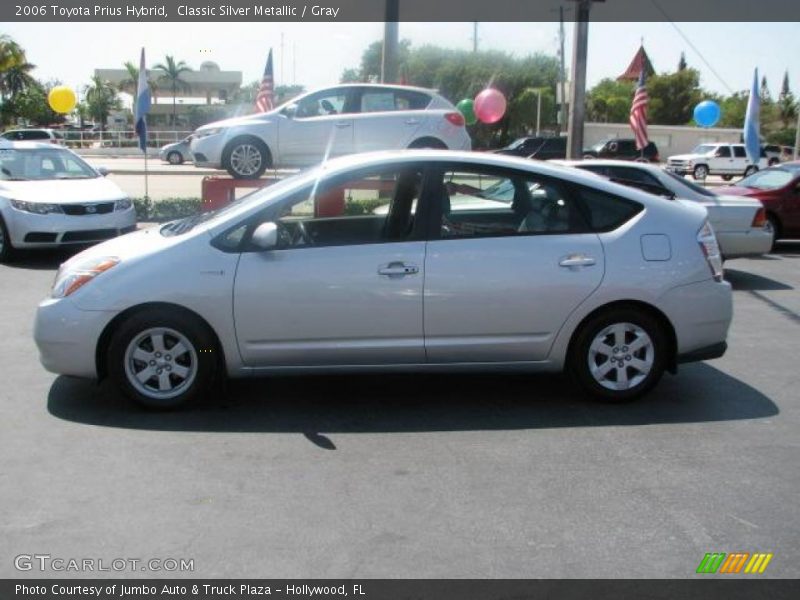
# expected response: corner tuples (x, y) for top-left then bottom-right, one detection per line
(1, 243), (799, 578)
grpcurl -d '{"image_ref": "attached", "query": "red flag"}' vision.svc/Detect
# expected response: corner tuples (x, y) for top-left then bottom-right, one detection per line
(255, 49), (275, 113)
(629, 70), (649, 150)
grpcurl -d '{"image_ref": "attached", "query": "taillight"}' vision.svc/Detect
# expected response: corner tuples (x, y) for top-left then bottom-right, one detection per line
(751, 207), (767, 228)
(697, 221), (723, 281)
(445, 112), (465, 127)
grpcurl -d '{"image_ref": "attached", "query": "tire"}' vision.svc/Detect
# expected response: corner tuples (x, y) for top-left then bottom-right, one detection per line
(0, 215), (15, 263)
(408, 137), (447, 150)
(569, 307), (667, 403)
(167, 151), (183, 165)
(744, 165), (758, 177)
(721, 174), (733, 181)
(766, 214), (780, 251)
(768, 157), (779, 167)
(634, 157), (649, 163)
(108, 308), (219, 409)
(223, 136), (270, 179)
(692, 164), (709, 180)
(583, 154), (595, 160)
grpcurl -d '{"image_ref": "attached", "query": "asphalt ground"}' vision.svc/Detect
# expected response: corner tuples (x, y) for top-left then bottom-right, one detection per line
(0, 242), (798, 578)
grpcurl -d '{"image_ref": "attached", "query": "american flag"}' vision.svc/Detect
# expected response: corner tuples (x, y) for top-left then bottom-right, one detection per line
(629, 70), (649, 151)
(255, 49), (275, 113)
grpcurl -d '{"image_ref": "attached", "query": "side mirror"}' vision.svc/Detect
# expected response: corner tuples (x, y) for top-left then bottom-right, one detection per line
(96, 166), (109, 177)
(283, 104), (298, 119)
(251, 222), (278, 250)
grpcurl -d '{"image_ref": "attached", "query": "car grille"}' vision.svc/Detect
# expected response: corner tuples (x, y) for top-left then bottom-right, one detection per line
(668, 160), (688, 166)
(61, 229), (119, 243)
(61, 202), (115, 216)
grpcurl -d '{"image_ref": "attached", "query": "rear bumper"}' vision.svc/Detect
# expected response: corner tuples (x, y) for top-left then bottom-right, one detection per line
(660, 278), (733, 358)
(677, 341), (727, 364)
(717, 228), (774, 258)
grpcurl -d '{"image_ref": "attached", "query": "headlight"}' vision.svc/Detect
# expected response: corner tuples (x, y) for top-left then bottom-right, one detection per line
(52, 256), (119, 298)
(114, 198), (132, 211)
(10, 199), (63, 214)
(194, 127), (223, 139)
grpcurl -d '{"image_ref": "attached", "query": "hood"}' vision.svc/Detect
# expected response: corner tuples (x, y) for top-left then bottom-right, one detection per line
(668, 153), (706, 161)
(196, 112), (277, 132)
(0, 177), (126, 204)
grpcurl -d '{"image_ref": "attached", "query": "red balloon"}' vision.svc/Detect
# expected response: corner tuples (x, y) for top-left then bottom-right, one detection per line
(474, 88), (507, 124)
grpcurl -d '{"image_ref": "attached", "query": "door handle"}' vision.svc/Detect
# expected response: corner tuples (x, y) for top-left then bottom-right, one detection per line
(405, 119), (420, 125)
(335, 121), (351, 128)
(378, 262), (419, 277)
(559, 254), (596, 268)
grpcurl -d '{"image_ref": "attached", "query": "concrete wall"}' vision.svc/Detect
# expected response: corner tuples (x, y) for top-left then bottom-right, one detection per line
(585, 123), (742, 157)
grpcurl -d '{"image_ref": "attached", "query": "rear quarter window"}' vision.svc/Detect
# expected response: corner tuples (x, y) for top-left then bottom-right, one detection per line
(573, 185), (643, 232)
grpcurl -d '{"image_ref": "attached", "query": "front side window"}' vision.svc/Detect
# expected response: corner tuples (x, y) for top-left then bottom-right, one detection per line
(716, 146), (732, 158)
(295, 90), (348, 118)
(435, 167), (588, 239)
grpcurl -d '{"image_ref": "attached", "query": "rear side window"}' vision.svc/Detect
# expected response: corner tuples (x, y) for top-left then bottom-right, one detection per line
(733, 146), (747, 158)
(395, 90), (431, 110)
(573, 186), (643, 232)
(20, 131), (49, 140)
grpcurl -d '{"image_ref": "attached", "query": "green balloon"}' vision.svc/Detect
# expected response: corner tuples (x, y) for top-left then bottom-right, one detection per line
(456, 98), (477, 125)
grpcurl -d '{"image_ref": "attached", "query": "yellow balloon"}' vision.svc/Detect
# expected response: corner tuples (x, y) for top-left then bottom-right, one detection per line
(48, 86), (77, 114)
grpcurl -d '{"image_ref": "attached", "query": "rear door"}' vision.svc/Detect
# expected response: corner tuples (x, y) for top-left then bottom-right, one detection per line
(422, 164), (606, 363)
(351, 87), (432, 153)
(710, 145), (734, 174)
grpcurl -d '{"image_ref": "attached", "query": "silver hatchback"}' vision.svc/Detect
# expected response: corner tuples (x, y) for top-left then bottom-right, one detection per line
(35, 151), (732, 408)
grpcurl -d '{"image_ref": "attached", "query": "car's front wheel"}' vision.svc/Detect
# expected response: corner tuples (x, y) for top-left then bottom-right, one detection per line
(569, 308), (667, 402)
(223, 136), (270, 179)
(692, 164), (709, 180)
(108, 308), (219, 409)
(167, 151), (183, 165)
(744, 165), (758, 177)
(721, 174), (733, 181)
(0, 215), (15, 263)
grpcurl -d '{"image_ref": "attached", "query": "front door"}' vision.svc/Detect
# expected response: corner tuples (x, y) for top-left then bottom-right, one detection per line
(422, 165), (606, 363)
(233, 164), (428, 367)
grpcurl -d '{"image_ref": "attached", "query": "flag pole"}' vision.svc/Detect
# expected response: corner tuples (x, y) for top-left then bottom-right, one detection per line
(144, 131), (149, 207)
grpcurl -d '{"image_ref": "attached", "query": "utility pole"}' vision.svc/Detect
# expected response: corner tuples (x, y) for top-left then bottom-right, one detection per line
(280, 32), (285, 87)
(382, 0), (399, 83)
(566, 0), (596, 159)
(558, 6), (568, 136)
(794, 107), (800, 160)
(473, 22), (479, 52)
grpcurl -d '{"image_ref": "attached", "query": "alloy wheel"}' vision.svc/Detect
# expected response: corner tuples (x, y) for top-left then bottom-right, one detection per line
(123, 327), (198, 400)
(230, 144), (263, 177)
(587, 322), (654, 391)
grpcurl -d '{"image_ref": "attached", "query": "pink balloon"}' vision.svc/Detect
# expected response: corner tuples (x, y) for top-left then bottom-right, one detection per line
(474, 88), (507, 124)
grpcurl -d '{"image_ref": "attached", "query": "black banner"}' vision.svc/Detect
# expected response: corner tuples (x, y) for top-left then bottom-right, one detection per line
(3, 580), (800, 600)
(3, 0), (800, 22)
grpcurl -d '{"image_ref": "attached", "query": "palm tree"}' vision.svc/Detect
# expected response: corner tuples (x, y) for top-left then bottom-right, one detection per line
(0, 34), (35, 102)
(153, 55), (192, 127)
(120, 60), (158, 103)
(0, 34), (25, 73)
(84, 75), (120, 131)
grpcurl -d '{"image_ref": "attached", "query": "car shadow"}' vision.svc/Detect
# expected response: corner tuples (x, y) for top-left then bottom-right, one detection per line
(47, 364), (778, 445)
(773, 240), (800, 257)
(725, 268), (794, 291)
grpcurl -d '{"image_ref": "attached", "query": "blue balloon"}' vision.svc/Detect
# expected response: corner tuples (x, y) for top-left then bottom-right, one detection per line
(694, 100), (721, 128)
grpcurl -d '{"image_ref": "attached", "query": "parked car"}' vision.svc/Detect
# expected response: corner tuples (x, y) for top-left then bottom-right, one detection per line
(582, 138), (659, 162)
(34, 150), (731, 408)
(764, 144), (794, 166)
(714, 162), (800, 247)
(1, 128), (64, 144)
(667, 143), (768, 180)
(493, 136), (567, 160)
(159, 137), (192, 165)
(555, 159), (774, 259)
(0, 141), (135, 262)
(190, 84), (472, 179)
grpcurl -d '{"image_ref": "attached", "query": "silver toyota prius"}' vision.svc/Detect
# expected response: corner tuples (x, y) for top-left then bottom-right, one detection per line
(34, 150), (732, 408)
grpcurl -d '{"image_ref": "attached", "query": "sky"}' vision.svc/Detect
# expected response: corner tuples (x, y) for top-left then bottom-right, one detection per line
(4, 21), (799, 104)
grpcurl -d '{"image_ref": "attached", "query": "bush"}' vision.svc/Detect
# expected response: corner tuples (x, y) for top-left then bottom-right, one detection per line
(134, 197), (201, 222)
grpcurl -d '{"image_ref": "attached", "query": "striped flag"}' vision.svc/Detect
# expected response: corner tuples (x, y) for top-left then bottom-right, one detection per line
(744, 68), (761, 163)
(255, 49), (275, 113)
(629, 69), (649, 151)
(133, 47), (151, 153)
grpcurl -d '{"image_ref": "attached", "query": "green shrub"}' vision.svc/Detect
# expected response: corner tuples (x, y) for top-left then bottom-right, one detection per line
(134, 197), (202, 222)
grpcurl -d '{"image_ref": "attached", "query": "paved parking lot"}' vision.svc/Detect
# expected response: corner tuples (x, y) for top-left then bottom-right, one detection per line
(1, 241), (799, 578)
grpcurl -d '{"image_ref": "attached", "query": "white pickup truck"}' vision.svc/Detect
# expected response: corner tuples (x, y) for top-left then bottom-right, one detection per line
(667, 143), (768, 181)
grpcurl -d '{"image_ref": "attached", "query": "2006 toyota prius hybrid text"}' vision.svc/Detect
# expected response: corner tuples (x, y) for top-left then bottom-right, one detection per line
(34, 151), (733, 408)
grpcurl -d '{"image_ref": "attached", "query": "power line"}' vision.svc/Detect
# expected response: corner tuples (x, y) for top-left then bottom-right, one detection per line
(649, 0), (736, 95)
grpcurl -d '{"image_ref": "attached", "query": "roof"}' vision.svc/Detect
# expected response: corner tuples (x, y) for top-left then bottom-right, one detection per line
(618, 45), (655, 81)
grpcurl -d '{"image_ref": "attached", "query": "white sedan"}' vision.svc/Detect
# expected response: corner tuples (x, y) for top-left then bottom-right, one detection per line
(0, 141), (136, 262)
(35, 151), (732, 409)
(555, 159), (773, 259)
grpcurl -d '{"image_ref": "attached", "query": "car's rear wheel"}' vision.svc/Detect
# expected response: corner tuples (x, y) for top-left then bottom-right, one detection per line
(744, 165), (758, 177)
(692, 164), (709, 180)
(408, 137), (447, 150)
(766, 214), (781, 251)
(108, 308), (218, 409)
(0, 215), (15, 263)
(223, 136), (270, 179)
(569, 308), (667, 402)
(167, 151), (183, 165)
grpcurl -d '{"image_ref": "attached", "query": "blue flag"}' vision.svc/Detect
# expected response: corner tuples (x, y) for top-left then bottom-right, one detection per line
(134, 48), (151, 153)
(744, 68), (760, 164)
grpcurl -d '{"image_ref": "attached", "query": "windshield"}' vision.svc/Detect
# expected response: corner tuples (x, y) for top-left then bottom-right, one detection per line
(691, 144), (716, 155)
(591, 142), (606, 151)
(0, 147), (97, 181)
(662, 169), (716, 197)
(160, 166), (323, 236)
(737, 168), (795, 190)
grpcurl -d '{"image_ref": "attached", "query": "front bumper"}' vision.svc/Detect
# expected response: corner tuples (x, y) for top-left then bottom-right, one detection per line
(190, 135), (225, 168)
(4, 206), (136, 248)
(34, 297), (117, 379)
(666, 164), (692, 175)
